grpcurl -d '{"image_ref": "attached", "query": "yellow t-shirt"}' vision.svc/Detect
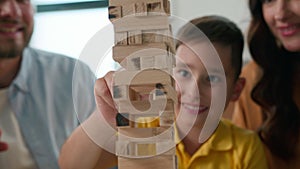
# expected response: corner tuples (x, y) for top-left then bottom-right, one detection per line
(176, 119), (268, 169)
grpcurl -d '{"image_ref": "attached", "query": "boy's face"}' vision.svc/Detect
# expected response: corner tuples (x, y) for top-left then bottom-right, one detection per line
(174, 42), (244, 130)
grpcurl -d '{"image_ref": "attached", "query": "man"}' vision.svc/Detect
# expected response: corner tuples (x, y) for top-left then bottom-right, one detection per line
(0, 0), (95, 168)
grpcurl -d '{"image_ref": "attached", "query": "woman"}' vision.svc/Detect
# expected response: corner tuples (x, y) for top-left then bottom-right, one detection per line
(232, 0), (300, 168)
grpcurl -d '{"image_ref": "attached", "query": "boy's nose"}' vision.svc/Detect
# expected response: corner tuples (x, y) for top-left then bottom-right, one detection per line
(186, 78), (201, 101)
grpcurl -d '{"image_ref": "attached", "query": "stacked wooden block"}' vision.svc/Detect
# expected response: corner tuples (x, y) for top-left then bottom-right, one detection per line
(109, 0), (177, 168)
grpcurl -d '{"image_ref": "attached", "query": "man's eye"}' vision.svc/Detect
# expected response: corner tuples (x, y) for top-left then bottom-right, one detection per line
(261, 0), (275, 4)
(17, 0), (30, 4)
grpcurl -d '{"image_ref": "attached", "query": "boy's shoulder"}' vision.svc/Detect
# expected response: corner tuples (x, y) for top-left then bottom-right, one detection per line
(221, 118), (259, 139)
(219, 118), (262, 150)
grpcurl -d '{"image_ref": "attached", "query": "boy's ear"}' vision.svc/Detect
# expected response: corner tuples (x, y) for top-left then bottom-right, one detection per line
(230, 77), (246, 101)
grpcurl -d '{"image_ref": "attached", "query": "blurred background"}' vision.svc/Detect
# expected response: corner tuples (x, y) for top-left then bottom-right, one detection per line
(30, 0), (251, 77)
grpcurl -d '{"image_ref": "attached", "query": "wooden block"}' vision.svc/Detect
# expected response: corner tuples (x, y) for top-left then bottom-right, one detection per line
(115, 32), (128, 45)
(112, 15), (169, 32)
(117, 127), (173, 139)
(109, 6), (122, 21)
(152, 83), (167, 100)
(116, 141), (176, 157)
(122, 51), (175, 71)
(114, 84), (144, 101)
(140, 55), (155, 69)
(112, 42), (170, 64)
(134, 2), (147, 16)
(146, 1), (162, 15)
(117, 140), (156, 157)
(116, 113), (130, 126)
(156, 82), (177, 103)
(109, 0), (170, 16)
(118, 155), (177, 169)
(113, 85), (129, 100)
(136, 143), (156, 156)
(128, 30), (142, 45)
(114, 74), (176, 101)
(114, 69), (173, 86)
(114, 84), (154, 102)
(142, 29), (171, 44)
(116, 97), (175, 114)
(159, 111), (175, 127)
(126, 56), (141, 70)
(135, 116), (160, 128)
(116, 100), (151, 113)
(116, 127), (175, 157)
(163, 0), (170, 15)
(113, 85), (126, 100)
(154, 54), (175, 69)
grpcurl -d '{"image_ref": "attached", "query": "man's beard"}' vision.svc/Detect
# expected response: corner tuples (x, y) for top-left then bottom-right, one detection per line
(0, 45), (24, 59)
(0, 35), (31, 59)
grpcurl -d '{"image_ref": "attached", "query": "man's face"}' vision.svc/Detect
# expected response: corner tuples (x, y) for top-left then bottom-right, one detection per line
(174, 42), (241, 131)
(0, 0), (34, 58)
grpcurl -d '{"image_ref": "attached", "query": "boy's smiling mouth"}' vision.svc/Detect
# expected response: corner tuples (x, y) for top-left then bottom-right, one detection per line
(181, 102), (208, 115)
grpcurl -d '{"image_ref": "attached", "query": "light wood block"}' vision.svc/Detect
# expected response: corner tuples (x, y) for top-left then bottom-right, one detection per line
(109, 0), (170, 16)
(159, 111), (175, 127)
(134, 2), (147, 16)
(115, 32), (128, 45)
(109, 5), (122, 21)
(112, 42), (173, 64)
(128, 30), (142, 45)
(117, 126), (173, 139)
(118, 155), (177, 169)
(116, 99), (175, 115)
(112, 15), (169, 33)
(116, 141), (176, 157)
(114, 69), (173, 86)
(116, 127), (175, 157)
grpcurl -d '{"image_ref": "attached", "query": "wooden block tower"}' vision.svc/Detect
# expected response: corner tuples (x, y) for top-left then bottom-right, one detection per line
(109, 0), (177, 168)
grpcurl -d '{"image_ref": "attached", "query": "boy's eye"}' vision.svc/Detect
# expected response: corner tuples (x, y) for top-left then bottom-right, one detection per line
(178, 69), (191, 78)
(206, 75), (221, 83)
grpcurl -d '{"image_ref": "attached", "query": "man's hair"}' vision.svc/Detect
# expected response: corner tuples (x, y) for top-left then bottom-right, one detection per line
(176, 15), (244, 79)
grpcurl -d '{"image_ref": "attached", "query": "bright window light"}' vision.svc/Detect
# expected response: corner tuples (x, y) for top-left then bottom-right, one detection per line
(30, 7), (116, 77)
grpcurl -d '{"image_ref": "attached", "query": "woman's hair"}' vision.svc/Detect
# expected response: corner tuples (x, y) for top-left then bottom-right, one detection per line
(248, 0), (300, 160)
(175, 15), (244, 80)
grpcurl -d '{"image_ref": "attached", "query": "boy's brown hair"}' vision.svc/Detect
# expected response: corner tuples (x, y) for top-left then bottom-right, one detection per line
(176, 15), (244, 80)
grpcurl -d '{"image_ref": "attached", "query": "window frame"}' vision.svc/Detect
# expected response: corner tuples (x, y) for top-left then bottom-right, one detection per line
(36, 0), (108, 13)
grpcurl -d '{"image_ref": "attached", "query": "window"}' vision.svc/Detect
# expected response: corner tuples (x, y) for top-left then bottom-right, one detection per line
(30, 0), (116, 77)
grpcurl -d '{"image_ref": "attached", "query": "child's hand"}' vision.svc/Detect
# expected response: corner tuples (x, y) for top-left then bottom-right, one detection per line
(0, 129), (8, 152)
(94, 71), (118, 127)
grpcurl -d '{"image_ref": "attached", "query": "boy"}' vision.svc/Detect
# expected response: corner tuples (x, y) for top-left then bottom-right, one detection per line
(59, 16), (268, 169)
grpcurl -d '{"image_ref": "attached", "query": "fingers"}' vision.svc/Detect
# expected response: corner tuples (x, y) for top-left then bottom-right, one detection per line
(94, 71), (118, 125)
(95, 71), (116, 109)
(0, 130), (8, 152)
(0, 142), (8, 152)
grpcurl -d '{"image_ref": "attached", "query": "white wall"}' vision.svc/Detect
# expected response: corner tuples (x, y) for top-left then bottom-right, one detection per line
(171, 0), (251, 62)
